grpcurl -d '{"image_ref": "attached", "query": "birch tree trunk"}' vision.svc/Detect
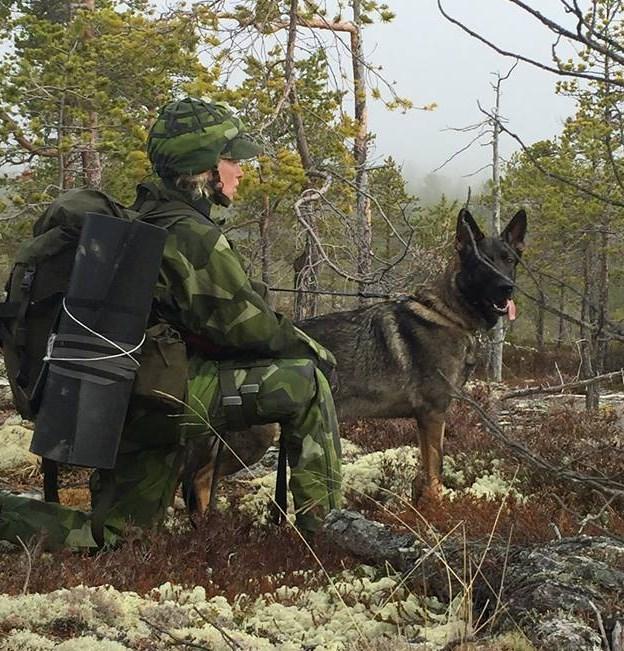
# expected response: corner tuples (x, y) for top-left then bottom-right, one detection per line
(581, 233), (599, 411)
(596, 222), (609, 373)
(535, 280), (546, 353)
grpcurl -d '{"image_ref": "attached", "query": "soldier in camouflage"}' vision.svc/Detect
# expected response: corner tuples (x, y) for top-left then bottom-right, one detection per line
(0, 97), (342, 549)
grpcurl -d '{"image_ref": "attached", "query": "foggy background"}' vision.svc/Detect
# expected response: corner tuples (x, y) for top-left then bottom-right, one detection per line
(362, 0), (576, 202)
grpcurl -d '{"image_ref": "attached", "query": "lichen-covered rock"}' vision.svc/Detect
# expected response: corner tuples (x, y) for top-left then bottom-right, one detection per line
(531, 615), (602, 651)
(0, 422), (37, 470)
(501, 536), (624, 650)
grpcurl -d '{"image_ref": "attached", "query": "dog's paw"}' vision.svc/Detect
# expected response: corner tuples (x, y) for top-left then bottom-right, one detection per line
(411, 476), (444, 504)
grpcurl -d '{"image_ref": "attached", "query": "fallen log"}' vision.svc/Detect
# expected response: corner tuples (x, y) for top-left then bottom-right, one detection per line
(323, 510), (624, 651)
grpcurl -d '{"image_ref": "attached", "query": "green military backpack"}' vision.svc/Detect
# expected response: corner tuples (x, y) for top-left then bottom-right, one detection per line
(0, 187), (189, 421)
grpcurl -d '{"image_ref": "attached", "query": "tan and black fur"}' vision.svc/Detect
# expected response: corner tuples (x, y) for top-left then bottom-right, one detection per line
(185, 208), (527, 511)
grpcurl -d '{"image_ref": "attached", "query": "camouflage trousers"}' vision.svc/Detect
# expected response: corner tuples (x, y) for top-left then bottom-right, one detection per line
(0, 356), (341, 550)
(185, 357), (342, 534)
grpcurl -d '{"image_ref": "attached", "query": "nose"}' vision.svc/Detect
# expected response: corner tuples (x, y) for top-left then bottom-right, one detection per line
(500, 281), (514, 296)
(236, 163), (244, 179)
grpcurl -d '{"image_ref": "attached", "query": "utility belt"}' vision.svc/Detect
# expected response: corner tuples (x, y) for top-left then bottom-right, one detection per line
(182, 331), (231, 360)
(138, 327), (271, 430)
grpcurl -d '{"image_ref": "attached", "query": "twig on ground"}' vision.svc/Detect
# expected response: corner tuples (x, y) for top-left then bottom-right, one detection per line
(448, 383), (624, 500)
(140, 616), (212, 650)
(192, 607), (242, 651)
(549, 491), (624, 543)
(15, 535), (32, 595)
(501, 368), (624, 400)
(588, 599), (610, 651)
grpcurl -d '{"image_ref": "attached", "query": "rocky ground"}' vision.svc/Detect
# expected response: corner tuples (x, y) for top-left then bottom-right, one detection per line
(0, 369), (623, 650)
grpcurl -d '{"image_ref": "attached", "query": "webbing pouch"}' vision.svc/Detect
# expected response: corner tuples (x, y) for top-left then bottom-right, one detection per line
(218, 360), (272, 432)
(133, 323), (188, 409)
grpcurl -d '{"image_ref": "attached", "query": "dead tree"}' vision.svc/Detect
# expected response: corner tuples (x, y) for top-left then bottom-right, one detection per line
(486, 65), (516, 382)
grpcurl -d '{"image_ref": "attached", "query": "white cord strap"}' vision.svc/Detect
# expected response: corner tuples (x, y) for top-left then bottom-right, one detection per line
(43, 297), (145, 366)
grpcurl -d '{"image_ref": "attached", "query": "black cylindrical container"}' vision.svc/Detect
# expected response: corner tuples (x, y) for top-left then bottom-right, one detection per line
(30, 212), (167, 468)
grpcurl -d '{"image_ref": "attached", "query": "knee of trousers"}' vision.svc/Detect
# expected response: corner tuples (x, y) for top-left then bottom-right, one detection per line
(255, 358), (319, 422)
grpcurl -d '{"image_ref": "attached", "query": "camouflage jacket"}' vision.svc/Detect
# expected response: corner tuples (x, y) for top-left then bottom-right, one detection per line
(133, 181), (335, 367)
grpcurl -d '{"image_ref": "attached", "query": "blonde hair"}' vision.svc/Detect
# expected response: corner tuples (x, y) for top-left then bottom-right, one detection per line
(174, 170), (215, 200)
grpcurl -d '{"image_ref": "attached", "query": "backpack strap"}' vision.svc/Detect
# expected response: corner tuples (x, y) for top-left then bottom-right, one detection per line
(218, 361), (272, 432)
(0, 264), (43, 390)
(42, 457), (60, 503)
(272, 434), (288, 525)
(218, 366), (246, 431)
(0, 301), (21, 350)
(139, 200), (203, 230)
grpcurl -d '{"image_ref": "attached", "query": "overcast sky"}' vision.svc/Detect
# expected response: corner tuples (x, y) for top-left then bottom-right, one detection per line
(362, 0), (576, 197)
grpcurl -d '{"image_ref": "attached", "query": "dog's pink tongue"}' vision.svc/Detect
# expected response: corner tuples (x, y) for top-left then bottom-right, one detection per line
(506, 299), (517, 321)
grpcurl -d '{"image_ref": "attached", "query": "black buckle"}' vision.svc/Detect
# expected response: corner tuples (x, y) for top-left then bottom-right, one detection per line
(20, 268), (35, 293)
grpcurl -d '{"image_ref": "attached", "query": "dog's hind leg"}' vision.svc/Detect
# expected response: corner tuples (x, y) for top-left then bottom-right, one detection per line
(184, 435), (222, 516)
(412, 412), (446, 502)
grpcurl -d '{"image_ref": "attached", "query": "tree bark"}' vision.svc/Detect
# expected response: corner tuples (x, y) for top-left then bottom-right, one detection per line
(351, 0), (372, 304)
(581, 233), (599, 411)
(557, 283), (566, 348)
(535, 278), (546, 353)
(260, 194), (272, 287)
(595, 220), (609, 373)
(285, 0), (320, 320)
(79, 0), (102, 188)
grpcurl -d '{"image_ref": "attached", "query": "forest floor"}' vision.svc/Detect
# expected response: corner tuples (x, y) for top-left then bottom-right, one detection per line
(0, 346), (623, 650)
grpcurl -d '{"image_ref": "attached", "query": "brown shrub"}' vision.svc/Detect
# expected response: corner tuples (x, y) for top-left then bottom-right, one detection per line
(0, 512), (358, 599)
(340, 418), (419, 452)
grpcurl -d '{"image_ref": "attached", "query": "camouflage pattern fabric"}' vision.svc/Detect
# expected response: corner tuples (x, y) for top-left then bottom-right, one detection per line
(147, 97), (262, 177)
(142, 182), (337, 369)
(0, 400), (182, 550)
(185, 356), (342, 533)
(0, 355), (341, 548)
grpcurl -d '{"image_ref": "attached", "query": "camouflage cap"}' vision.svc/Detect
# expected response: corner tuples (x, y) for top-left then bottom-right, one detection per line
(147, 97), (262, 177)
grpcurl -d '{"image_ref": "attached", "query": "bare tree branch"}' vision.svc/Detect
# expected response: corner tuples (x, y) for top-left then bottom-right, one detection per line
(449, 382), (624, 499)
(501, 368), (624, 400)
(437, 0), (624, 87)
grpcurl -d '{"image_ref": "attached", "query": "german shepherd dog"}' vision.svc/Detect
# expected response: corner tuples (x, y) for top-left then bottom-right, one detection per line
(184, 208), (527, 512)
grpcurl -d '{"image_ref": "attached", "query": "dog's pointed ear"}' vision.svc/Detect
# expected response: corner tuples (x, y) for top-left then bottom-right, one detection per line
(501, 209), (527, 256)
(456, 209), (485, 252)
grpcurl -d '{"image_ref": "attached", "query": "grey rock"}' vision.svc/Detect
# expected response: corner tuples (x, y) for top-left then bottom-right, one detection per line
(323, 510), (624, 650)
(533, 615), (603, 651)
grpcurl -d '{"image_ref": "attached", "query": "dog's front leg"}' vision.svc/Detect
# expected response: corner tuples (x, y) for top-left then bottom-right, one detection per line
(412, 412), (446, 502)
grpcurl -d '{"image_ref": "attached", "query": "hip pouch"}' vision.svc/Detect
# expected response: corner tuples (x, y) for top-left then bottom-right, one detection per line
(133, 323), (188, 408)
